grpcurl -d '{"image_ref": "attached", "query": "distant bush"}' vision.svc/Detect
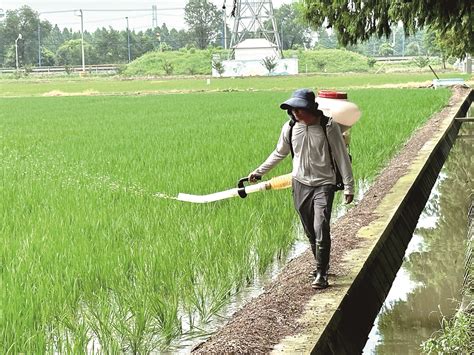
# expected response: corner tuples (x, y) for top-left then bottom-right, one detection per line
(406, 42), (420, 56)
(115, 64), (127, 75)
(414, 56), (430, 68)
(367, 57), (377, 68)
(23, 65), (33, 77)
(379, 42), (394, 56)
(162, 59), (174, 75)
(447, 57), (457, 65)
(187, 65), (197, 75)
(212, 59), (225, 76)
(314, 58), (327, 71)
(261, 56), (277, 74)
(159, 42), (172, 52)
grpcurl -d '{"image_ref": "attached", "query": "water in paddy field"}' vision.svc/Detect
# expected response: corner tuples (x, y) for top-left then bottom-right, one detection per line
(173, 222), (309, 353)
(172, 193), (357, 351)
(362, 111), (474, 354)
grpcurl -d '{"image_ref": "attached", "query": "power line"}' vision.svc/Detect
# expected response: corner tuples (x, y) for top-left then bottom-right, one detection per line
(84, 14), (151, 25)
(38, 7), (186, 31)
(41, 8), (184, 13)
(39, 10), (77, 15)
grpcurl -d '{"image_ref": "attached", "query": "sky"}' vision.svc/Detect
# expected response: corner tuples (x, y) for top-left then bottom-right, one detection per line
(0, 0), (295, 32)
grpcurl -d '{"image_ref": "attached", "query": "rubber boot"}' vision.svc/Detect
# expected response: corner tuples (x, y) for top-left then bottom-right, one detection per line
(311, 242), (330, 289)
(312, 270), (328, 289)
(308, 243), (318, 278)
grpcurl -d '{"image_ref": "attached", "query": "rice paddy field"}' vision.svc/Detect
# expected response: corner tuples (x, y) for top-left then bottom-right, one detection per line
(1, 74), (453, 353)
(1, 72), (470, 97)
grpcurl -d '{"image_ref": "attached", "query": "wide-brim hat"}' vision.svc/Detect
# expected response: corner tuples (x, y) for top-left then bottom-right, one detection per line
(280, 88), (319, 113)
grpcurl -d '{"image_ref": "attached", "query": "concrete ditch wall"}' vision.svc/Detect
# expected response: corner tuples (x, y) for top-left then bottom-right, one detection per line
(275, 88), (473, 354)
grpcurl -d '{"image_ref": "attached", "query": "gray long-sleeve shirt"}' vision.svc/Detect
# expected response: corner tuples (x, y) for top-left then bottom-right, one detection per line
(254, 118), (354, 195)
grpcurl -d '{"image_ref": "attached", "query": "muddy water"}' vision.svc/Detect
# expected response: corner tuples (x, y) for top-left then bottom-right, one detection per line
(173, 220), (309, 352)
(363, 118), (473, 354)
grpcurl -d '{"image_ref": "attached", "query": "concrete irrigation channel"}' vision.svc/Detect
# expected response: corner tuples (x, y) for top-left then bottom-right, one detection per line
(193, 86), (473, 354)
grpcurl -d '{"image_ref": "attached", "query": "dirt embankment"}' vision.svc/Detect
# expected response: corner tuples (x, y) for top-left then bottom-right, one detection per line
(193, 86), (470, 353)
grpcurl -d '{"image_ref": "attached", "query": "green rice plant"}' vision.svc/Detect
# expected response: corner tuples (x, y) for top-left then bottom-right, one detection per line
(1, 88), (451, 352)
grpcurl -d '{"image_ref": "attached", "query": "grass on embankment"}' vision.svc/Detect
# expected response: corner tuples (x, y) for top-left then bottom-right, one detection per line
(1, 88), (451, 352)
(122, 48), (372, 76)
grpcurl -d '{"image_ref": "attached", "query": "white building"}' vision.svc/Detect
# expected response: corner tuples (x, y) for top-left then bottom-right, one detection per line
(212, 38), (298, 77)
(233, 38), (279, 61)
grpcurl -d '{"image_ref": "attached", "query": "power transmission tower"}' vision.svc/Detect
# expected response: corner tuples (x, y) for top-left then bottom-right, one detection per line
(229, 0), (282, 58)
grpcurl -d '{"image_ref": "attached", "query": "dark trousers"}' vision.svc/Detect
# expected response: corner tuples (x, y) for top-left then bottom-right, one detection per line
(292, 179), (335, 272)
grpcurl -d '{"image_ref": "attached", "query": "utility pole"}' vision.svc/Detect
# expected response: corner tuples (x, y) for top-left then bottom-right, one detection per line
(38, 21), (41, 67)
(126, 16), (131, 63)
(222, 1), (227, 49)
(401, 27), (405, 57)
(15, 34), (22, 70)
(281, 22), (284, 50)
(152, 5), (158, 49)
(79, 9), (85, 72)
(152, 5), (158, 28)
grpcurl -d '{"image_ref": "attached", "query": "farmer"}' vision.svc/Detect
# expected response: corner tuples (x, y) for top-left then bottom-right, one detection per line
(248, 88), (354, 289)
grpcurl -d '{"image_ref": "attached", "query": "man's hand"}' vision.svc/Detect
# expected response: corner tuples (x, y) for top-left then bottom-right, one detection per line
(248, 172), (261, 183)
(345, 194), (354, 204)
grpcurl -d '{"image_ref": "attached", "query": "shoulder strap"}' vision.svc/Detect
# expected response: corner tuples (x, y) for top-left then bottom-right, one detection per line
(287, 111), (296, 159)
(320, 115), (329, 135)
(320, 115), (336, 170)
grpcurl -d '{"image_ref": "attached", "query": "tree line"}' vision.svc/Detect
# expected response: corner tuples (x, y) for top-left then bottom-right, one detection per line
(0, 2), (222, 68)
(0, 0), (464, 69)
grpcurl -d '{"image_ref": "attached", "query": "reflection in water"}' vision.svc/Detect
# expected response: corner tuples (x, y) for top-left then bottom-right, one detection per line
(363, 123), (473, 354)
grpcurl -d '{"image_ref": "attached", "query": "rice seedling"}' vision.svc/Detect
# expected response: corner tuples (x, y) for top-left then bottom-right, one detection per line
(1, 88), (450, 352)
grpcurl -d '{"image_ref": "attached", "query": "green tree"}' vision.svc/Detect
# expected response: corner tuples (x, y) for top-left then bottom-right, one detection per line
(315, 27), (338, 49)
(40, 47), (55, 66)
(165, 28), (190, 50)
(158, 23), (170, 46)
(352, 35), (387, 57)
(0, 5), (52, 66)
(55, 39), (92, 66)
(62, 28), (74, 42)
(424, 28), (464, 69)
(406, 42), (420, 56)
(141, 28), (160, 53)
(42, 25), (65, 55)
(93, 27), (123, 64)
(212, 58), (225, 76)
(303, 0), (473, 58)
(378, 42), (394, 56)
(184, 0), (222, 49)
(273, 3), (311, 50)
